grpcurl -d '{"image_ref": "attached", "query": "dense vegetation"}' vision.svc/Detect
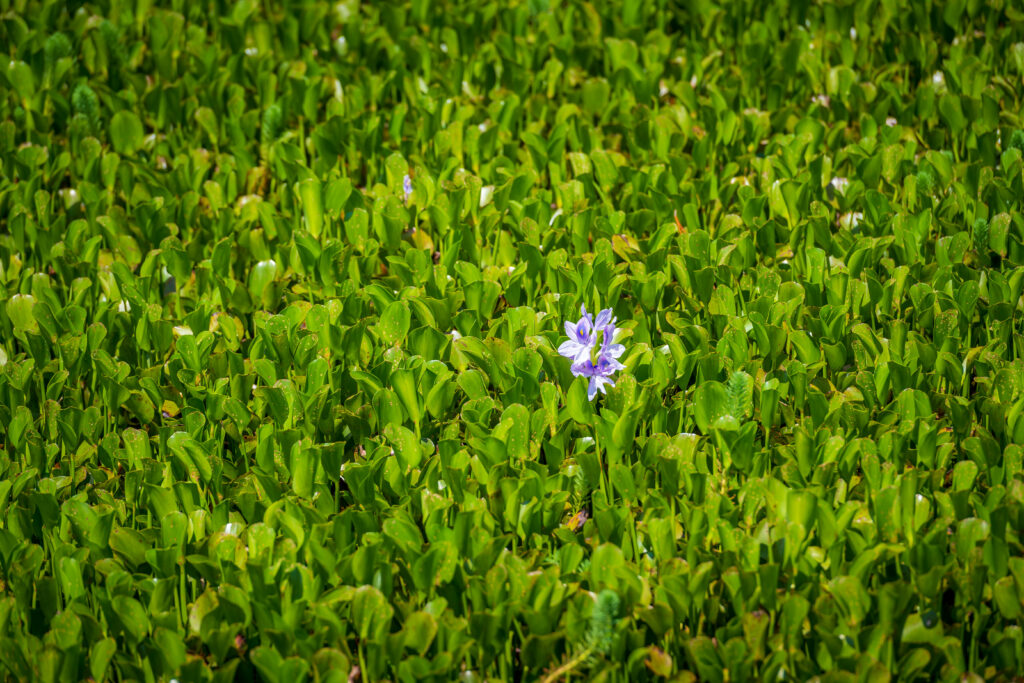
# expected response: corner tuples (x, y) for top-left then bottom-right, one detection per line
(3, 0), (1024, 680)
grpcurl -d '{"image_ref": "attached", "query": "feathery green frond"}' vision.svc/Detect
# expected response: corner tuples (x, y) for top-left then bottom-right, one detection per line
(727, 371), (753, 421)
(1009, 129), (1024, 152)
(44, 33), (72, 69)
(585, 590), (620, 656)
(973, 218), (989, 251)
(71, 84), (100, 133)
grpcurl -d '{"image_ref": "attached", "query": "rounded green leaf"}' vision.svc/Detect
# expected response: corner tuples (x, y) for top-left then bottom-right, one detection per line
(401, 611), (438, 655)
(109, 110), (144, 154)
(6, 294), (38, 333)
(350, 585), (394, 641)
(248, 259), (278, 303)
(566, 376), (594, 424)
(113, 595), (150, 641)
(384, 423), (422, 471)
(693, 381), (729, 433)
(379, 301), (411, 346)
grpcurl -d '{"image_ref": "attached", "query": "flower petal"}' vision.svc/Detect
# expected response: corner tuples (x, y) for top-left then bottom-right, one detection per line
(564, 320), (577, 339)
(587, 378), (599, 401)
(595, 308), (613, 328)
(558, 340), (583, 359)
(576, 318), (592, 342)
(573, 359), (596, 377)
(604, 342), (625, 358)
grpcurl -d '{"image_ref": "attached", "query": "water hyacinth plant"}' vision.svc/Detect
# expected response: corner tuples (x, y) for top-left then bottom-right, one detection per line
(6, 0), (1024, 680)
(559, 305), (626, 400)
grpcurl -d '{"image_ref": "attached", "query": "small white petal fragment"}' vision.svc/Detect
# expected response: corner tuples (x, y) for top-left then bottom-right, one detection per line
(830, 177), (850, 196)
(479, 185), (494, 208)
(839, 212), (863, 229)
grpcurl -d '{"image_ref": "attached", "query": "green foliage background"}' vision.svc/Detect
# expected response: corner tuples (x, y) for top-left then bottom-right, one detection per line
(2, 0), (1024, 680)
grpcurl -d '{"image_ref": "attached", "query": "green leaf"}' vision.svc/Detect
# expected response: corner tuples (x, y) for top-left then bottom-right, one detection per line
(350, 585), (394, 641)
(566, 376), (594, 424)
(401, 611), (438, 655)
(901, 613), (944, 646)
(194, 106), (219, 144)
(694, 381), (729, 433)
(167, 431), (214, 483)
(384, 423), (423, 471)
(7, 60), (35, 99)
(290, 446), (316, 498)
(113, 595), (151, 641)
(379, 301), (411, 346)
(248, 259), (278, 303)
(390, 368), (422, 427)
(6, 294), (38, 333)
(90, 638), (117, 682)
(109, 111), (145, 154)
(938, 93), (966, 135)
(109, 527), (148, 567)
(297, 177), (324, 238)
(727, 371), (753, 420)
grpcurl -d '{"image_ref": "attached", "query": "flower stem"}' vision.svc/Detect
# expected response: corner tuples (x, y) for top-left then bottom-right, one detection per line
(628, 507), (642, 563)
(594, 411), (609, 505)
(541, 647), (593, 683)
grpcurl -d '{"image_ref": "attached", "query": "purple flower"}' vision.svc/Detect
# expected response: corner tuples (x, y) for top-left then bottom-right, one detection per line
(558, 306), (625, 400)
(558, 304), (596, 363)
(402, 174), (413, 204)
(573, 328), (626, 400)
